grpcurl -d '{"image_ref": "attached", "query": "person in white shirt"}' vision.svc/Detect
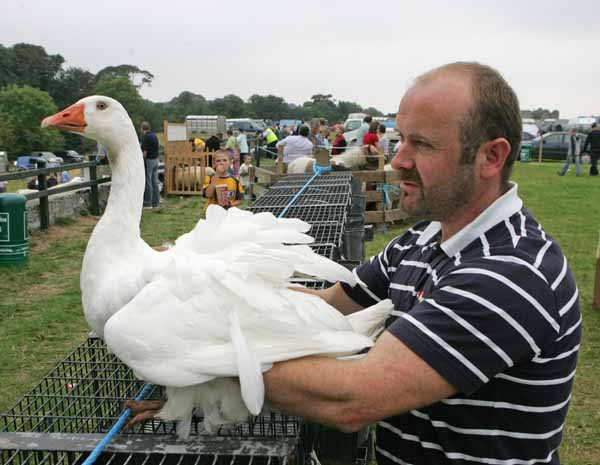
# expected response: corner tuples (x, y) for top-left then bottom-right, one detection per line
(236, 130), (249, 161)
(276, 125), (314, 164)
(239, 153), (254, 199)
(378, 124), (389, 158)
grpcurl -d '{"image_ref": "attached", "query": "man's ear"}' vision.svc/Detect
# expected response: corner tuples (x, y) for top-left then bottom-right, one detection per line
(477, 138), (511, 179)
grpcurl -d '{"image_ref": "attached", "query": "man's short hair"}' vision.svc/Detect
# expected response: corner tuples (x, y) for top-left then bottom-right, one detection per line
(592, 122), (597, 129)
(363, 115), (373, 123)
(299, 125), (310, 137)
(141, 121), (151, 131)
(378, 124), (387, 134)
(417, 62), (522, 186)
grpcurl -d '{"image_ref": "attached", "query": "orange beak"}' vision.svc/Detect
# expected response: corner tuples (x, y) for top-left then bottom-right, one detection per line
(41, 103), (86, 133)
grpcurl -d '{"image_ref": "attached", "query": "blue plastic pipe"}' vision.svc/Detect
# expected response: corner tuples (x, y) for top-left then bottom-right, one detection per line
(278, 164), (330, 218)
(82, 383), (154, 465)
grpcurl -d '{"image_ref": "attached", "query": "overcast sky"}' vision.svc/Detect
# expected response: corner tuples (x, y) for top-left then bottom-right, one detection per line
(3, 0), (600, 118)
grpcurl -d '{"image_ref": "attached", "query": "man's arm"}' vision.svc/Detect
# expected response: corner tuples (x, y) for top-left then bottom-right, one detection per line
(293, 282), (364, 315)
(582, 133), (591, 153)
(264, 330), (456, 432)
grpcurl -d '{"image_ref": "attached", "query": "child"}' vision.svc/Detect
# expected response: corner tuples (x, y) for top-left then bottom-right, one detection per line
(238, 153), (253, 199)
(202, 150), (244, 212)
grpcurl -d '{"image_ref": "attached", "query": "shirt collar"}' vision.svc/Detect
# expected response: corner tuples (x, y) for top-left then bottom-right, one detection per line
(414, 183), (523, 256)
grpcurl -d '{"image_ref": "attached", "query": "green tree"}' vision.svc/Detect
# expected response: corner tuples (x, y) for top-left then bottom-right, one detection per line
(247, 94), (291, 120)
(50, 67), (96, 109)
(363, 106), (383, 117)
(208, 94), (246, 117)
(95, 64), (154, 89)
(93, 77), (145, 130)
(164, 91), (208, 121)
(0, 85), (64, 158)
(0, 43), (64, 92)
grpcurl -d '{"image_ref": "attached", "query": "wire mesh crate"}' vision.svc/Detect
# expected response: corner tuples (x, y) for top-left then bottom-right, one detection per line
(308, 244), (338, 261)
(265, 185), (351, 197)
(251, 193), (350, 209)
(306, 223), (344, 246)
(0, 338), (306, 465)
(246, 204), (347, 225)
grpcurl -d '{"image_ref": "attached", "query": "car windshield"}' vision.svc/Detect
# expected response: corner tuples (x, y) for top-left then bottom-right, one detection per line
(346, 121), (361, 131)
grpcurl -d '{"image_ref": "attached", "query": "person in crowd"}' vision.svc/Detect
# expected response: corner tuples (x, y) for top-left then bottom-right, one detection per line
(236, 130), (249, 176)
(317, 126), (331, 149)
(26, 177), (38, 190)
(225, 129), (238, 175)
(582, 122), (600, 176)
(239, 153), (254, 200)
(191, 137), (206, 152)
(206, 133), (222, 152)
(95, 142), (109, 165)
(141, 121), (160, 209)
(47, 173), (58, 188)
(261, 62), (580, 465)
(276, 125), (313, 165)
(202, 150), (243, 212)
(331, 124), (347, 155)
(558, 128), (581, 176)
(309, 121), (320, 147)
(263, 125), (279, 158)
(355, 115), (372, 147)
(363, 121), (380, 149)
(378, 123), (389, 158)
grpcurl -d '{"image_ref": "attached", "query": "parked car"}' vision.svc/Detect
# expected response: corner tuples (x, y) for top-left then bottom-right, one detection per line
(31, 151), (63, 165)
(521, 131), (587, 161)
(14, 156), (60, 170)
(54, 150), (84, 164)
(226, 118), (264, 134)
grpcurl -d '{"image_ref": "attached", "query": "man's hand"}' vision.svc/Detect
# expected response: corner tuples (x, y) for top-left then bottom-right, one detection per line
(124, 399), (165, 428)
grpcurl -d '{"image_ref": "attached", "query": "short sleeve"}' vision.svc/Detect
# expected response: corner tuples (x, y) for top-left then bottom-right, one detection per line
(387, 258), (560, 395)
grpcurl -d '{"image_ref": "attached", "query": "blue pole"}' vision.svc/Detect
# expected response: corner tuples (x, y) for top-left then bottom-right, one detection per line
(82, 383), (154, 465)
(278, 164), (330, 219)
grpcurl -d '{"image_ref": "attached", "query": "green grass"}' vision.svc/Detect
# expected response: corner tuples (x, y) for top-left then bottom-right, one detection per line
(1, 162), (599, 464)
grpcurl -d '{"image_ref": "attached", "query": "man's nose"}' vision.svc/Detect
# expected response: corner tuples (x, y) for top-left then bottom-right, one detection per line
(390, 142), (415, 170)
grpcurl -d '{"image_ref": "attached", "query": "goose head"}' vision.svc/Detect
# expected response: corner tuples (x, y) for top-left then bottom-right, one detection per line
(42, 96), (137, 155)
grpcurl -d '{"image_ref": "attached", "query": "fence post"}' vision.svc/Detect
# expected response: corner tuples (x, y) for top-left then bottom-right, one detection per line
(36, 160), (49, 231)
(89, 162), (100, 216)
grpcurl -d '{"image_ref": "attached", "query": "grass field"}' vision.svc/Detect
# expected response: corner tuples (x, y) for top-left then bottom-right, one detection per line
(0, 162), (598, 464)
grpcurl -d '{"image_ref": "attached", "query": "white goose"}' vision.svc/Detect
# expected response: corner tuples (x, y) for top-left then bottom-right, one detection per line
(42, 96), (393, 438)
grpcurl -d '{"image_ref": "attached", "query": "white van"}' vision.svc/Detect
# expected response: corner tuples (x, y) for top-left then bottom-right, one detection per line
(185, 115), (227, 139)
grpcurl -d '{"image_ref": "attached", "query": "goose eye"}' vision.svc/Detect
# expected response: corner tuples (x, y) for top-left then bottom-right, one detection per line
(96, 102), (107, 110)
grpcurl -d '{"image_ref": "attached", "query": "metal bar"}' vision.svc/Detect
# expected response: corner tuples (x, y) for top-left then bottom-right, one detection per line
(23, 178), (111, 201)
(89, 164), (100, 216)
(36, 160), (49, 231)
(0, 161), (100, 182)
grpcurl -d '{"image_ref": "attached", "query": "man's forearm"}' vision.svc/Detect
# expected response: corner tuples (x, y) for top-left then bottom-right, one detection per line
(264, 356), (368, 432)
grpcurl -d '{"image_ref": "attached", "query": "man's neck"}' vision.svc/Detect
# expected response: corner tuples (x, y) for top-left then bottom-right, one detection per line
(440, 182), (505, 243)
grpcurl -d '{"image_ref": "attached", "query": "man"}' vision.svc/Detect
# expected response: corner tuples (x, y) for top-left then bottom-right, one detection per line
(263, 125), (279, 155)
(236, 129), (249, 167)
(582, 122), (600, 176)
(354, 115), (372, 147)
(331, 124), (347, 155)
(378, 123), (389, 157)
(264, 63), (580, 465)
(558, 128), (581, 176)
(141, 121), (160, 209)
(206, 132), (222, 152)
(276, 125), (313, 164)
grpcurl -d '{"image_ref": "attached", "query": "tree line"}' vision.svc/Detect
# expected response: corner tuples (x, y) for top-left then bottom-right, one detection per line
(0, 43), (389, 159)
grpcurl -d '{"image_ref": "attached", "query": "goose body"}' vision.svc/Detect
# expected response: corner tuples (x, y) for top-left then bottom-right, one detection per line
(42, 96), (393, 437)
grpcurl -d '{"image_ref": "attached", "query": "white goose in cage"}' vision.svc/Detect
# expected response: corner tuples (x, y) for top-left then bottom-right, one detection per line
(41, 96), (392, 438)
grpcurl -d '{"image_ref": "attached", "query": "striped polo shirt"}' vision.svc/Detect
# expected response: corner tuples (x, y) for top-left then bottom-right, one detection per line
(342, 184), (581, 465)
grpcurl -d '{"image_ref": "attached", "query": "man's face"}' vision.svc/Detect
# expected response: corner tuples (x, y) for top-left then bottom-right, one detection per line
(214, 154), (230, 174)
(391, 75), (477, 222)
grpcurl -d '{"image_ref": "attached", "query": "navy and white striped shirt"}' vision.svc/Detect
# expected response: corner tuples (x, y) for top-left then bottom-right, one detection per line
(342, 184), (580, 465)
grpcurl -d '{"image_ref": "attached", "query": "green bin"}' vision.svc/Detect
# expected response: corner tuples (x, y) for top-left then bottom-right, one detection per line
(0, 193), (28, 265)
(519, 144), (532, 162)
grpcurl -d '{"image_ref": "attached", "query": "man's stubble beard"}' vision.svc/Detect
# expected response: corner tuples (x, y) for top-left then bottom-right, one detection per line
(399, 162), (476, 222)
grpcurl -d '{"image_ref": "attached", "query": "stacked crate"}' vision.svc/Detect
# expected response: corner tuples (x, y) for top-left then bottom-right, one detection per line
(0, 173), (368, 465)
(0, 337), (308, 465)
